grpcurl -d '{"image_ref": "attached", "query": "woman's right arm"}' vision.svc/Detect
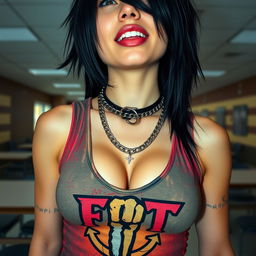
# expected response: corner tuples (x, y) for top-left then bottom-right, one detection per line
(29, 105), (72, 256)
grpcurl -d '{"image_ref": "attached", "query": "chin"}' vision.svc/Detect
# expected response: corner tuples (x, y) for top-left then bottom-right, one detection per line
(100, 51), (160, 69)
(118, 55), (152, 67)
(116, 61), (152, 69)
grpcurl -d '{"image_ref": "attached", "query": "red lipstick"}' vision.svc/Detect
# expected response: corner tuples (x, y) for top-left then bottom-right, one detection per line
(115, 24), (149, 47)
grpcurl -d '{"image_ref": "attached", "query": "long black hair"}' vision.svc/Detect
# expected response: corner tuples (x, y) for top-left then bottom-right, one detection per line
(59, 0), (205, 180)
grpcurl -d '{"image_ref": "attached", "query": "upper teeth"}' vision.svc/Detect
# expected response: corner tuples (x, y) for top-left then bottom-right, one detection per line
(117, 31), (146, 41)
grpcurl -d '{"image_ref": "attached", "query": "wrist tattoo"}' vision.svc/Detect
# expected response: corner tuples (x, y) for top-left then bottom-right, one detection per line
(206, 195), (228, 209)
(35, 204), (59, 214)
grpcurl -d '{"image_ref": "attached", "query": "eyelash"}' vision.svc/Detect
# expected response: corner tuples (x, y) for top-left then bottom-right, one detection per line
(99, 0), (118, 8)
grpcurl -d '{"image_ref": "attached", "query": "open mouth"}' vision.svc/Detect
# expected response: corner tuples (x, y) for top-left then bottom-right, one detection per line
(115, 24), (149, 47)
(116, 31), (147, 42)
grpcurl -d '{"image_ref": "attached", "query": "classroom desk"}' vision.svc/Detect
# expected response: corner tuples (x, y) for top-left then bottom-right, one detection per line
(230, 169), (256, 188)
(0, 151), (32, 175)
(0, 151), (32, 161)
(0, 181), (33, 245)
(17, 143), (32, 150)
(0, 181), (34, 214)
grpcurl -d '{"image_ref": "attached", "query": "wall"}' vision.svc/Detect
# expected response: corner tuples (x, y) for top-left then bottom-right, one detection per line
(192, 76), (256, 165)
(0, 76), (53, 149)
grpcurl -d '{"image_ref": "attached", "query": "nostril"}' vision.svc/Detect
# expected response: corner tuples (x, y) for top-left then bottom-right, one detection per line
(121, 13), (137, 19)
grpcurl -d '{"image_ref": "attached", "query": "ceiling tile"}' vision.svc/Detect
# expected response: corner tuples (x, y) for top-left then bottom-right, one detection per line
(0, 5), (26, 26)
(10, 3), (70, 27)
(0, 41), (51, 54)
(4, 52), (60, 66)
(199, 44), (218, 60)
(34, 26), (67, 43)
(201, 62), (234, 72)
(47, 40), (66, 60)
(195, 0), (256, 8)
(206, 44), (256, 65)
(247, 17), (256, 29)
(195, 60), (256, 96)
(215, 43), (256, 55)
(8, 0), (70, 3)
(199, 28), (237, 45)
(200, 7), (256, 29)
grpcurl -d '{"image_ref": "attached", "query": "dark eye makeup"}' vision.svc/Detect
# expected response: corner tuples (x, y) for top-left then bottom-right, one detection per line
(98, 0), (118, 8)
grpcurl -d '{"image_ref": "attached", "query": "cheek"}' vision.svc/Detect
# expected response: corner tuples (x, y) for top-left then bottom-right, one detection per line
(96, 19), (106, 44)
(152, 31), (168, 58)
(96, 18), (114, 53)
(95, 22), (108, 61)
(159, 39), (168, 55)
(157, 27), (168, 54)
(144, 15), (168, 55)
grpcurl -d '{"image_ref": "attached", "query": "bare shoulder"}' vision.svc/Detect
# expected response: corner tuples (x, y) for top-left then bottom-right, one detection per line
(33, 104), (73, 159)
(35, 104), (72, 135)
(192, 115), (231, 174)
(193, 115), (230, 147)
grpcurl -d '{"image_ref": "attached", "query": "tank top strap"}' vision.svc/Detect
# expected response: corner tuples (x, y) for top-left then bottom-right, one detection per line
(59, 99), (89, 169)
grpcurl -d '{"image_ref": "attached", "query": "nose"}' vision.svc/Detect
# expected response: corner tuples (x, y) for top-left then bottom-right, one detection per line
(119, 3), (141, 21)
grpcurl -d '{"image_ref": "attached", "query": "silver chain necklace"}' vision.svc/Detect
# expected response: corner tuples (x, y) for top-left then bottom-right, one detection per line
(98, 94), (166, 164)
(99, 87), (164, 125)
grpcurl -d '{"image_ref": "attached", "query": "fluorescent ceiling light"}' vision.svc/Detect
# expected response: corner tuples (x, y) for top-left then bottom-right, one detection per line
(53, 83), (81, 89)
(29, 69), (68, 76)
(0, 28), (38, 41)
(231, 30), (256, 44)
(67, 91), (85, 96)
(202, 70), (226, 77)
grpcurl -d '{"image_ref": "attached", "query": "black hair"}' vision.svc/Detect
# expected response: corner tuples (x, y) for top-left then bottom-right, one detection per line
(59, 0), (205, 180)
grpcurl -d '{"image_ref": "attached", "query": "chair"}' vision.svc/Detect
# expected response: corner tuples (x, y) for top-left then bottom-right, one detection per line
(5, 141), (18, 151)
(24, 138), (32, 143)
(0, 244), (29, 256)
(0, 215), (21, 250)
(0, 215), (21, 237)
(2, 163), (26, 180)
(231, 142), (243, 159)
(19, 219), (34, 238)
(235, 215), (256, 256)
(229, 189), (256, 213)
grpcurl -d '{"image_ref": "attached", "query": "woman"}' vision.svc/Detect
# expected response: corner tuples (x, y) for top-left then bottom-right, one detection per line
(29, 0), (235, 255)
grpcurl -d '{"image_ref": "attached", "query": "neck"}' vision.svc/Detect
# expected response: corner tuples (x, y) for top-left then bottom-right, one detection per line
(105, 64), (160, 108)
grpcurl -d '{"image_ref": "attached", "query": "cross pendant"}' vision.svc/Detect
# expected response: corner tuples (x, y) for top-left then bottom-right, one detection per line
(125, 153), (134, 164)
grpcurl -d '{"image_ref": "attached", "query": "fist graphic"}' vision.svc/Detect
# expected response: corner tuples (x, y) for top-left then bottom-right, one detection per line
(108, 197), (146, 256)
(110, 198), (145, 225)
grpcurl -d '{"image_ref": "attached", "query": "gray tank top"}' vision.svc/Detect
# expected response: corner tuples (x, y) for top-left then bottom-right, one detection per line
(56, 98), (203, 256)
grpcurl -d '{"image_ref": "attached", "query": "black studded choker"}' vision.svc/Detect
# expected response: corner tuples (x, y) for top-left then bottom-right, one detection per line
(99, 86), (164, 125)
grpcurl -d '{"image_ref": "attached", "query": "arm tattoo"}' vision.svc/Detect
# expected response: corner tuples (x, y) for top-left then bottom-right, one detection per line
(35, 204), (60, 214)
(206, 195), (228, 209)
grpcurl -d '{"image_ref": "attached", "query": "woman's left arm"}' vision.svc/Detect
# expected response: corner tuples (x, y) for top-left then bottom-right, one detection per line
(194, 116), (235, 256)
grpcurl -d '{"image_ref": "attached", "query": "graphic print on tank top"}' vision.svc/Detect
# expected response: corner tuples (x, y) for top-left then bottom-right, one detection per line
(74, 195), (185, 256)
(56, 98), (202, 256)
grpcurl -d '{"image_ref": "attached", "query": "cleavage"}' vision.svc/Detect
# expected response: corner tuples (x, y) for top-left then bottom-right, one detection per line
(88, 107), (174, 190)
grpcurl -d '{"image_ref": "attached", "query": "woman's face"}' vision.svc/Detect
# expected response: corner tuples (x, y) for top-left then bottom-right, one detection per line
(96, 0), (168, 69)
